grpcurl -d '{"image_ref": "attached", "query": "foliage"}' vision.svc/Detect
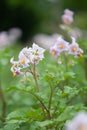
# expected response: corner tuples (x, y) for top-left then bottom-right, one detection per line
(0, 45), (86, 129)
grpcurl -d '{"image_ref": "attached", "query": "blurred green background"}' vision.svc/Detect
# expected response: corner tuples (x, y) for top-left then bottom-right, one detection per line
(0, 0), (87, 129)
(0, 0), (87, 42)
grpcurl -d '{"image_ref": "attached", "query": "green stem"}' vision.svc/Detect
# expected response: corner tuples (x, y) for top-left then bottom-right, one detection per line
(29, 91), (49, 119)
(48, 84), (53, 111)
(64, 54), (68, 72)
(0, 85), (6, 122)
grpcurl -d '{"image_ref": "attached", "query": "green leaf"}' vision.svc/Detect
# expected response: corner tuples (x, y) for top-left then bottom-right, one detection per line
(3, 123), (19, 130)
(64, 72), (75, 79)
(6, 109), (27, 121)
(55, 106), (74, 122)
(36, 120), (53, 127)
(44, 73), (55, 82)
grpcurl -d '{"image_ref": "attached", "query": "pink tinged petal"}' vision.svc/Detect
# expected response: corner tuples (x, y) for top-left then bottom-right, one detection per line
(56, 37), (69, 52)
(30, 55), (40, 64)
(69, 37), (79, 56)
(76, 48), (83, 58)
(31, 43), (45, 62)
(50, 45), (60, 57)
(64, 9), (74, 16)
(62, 15), (73, 25)
(32, 43), (45, 54)
(62, 9), (74, 25)
(11, 64), (21, 76)
(18, 47), (30, 67)
(13, 71), (21, 77)
(16, 71), (21, 75)
(69, 44), (79, 53)
(32, 43), (45, 52)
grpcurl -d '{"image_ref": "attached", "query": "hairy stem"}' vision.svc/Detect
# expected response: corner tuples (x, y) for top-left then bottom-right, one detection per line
(33, 63), (39, 91)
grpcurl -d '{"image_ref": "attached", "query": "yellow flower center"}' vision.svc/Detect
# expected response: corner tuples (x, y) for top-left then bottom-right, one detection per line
(52, 50), (57, 56)
(72, 47), (77, 52)
(59, 44), (64, 49)
(13, 72), (17, 77)
(21, 59), (25, 64)
(33, 50), (38, 55)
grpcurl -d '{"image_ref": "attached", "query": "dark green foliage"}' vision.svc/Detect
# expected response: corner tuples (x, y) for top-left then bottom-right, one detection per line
(0, 44), (87, 129)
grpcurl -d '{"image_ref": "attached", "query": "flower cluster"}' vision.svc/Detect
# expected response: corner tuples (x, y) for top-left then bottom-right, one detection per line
(50, 36), (83, 58)
(50, 36), (69, 57)
(62, 9), (74, 25)
(10, 43), (45, 76)
(66, 112), (87, 130)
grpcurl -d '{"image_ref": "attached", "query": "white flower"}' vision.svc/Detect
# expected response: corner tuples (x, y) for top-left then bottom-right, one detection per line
(66, 112), (87, 130)
(10, 57), (21, 76)
(56, 37), (69, 52)
(30, 55), (40, 64)
(76, 48), (83, 58)
(64, 9), (74, 16)
(30, 43), (45, 64)
(62, 9), (74, 25)
(68, 37), (83, 57)
(68, 37), (79, 55)
(50, 45), (60, 57)
(10, 57), (19, 64)
(11, 65), (21, 76)
(18, 47), (31, 68)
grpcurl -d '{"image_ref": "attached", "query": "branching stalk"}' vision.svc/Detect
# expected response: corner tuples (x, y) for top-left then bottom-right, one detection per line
(29, 91), (50, 119)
